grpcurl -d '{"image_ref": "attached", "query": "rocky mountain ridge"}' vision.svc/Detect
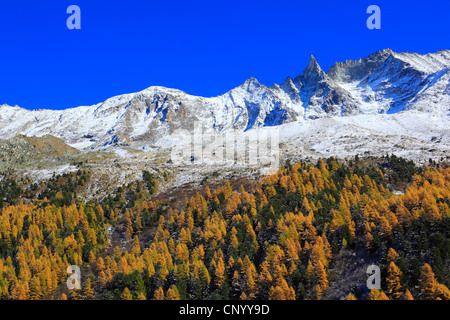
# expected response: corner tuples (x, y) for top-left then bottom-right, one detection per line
(0, 49), (449, 151)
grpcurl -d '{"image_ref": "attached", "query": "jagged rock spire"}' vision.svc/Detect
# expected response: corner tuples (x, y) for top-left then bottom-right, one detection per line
(301, 54), (330, 93)
(303, 54), (326, 80)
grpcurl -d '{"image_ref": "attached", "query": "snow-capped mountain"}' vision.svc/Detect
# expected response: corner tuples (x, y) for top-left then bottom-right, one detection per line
(0, 49), (449, 150)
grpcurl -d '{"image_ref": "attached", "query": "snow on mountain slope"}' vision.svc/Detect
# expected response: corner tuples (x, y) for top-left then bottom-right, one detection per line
(0, 49), (449, 152)
(0, 80), (297, 150)
(393, 50), (450, 74)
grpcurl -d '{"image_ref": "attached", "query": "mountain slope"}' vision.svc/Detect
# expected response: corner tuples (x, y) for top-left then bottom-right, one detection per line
(0, 134), (79, 170)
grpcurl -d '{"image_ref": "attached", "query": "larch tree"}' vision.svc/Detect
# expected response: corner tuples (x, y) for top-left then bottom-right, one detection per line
(345, 293), (357, 300)
(29, 277), (43, 300)
(121, 287), (133, 300)
(387, 248), (398, 264)
(268, 286), (285, 300)
(137, 292), (146, 300)
(403, 289), (414, 300)
(419, 264), (437, 300)
(153, 287), (165, 300)
(434, 283), (450, 300)
(166, 285), (181, 300)
(83, 277), (95, 300)
(368, 288), (389, 300)
(214, 257), (226, 288)
(314, 261), (329, 299)
(386, 262), (403, 300)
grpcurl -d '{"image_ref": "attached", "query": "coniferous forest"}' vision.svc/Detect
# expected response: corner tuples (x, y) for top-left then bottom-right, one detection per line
(0, 156), (449, 300)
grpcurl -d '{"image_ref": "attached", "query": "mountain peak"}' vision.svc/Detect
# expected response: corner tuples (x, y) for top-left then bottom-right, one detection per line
(1, 104), (22, 110)
(378, 48), (393, 55)
(304, 54), (326, 78)
(281, 76), (294, 87)
(302, 54), (328, 89)
(241, 77), (262, 91)
(366, 48), (394, 62)
(306, 54), (322, 72)
(280, 76), (299, 94)
(245, 77), (260, 84)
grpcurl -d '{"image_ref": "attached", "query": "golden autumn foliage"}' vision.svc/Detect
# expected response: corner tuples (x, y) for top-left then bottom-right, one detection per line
(386, 262), (403, 300)
(0, 199), (115, 300)
(1, 157), (449, 300)
(345, 293), (357, 300)
(368, 288), (389, 300)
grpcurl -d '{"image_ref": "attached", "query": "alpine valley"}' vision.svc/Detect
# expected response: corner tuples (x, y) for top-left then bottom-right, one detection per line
(0, 49), (449, 301)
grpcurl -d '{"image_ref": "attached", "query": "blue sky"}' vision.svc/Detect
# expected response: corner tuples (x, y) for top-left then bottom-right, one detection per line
(1, 0), (449, 110)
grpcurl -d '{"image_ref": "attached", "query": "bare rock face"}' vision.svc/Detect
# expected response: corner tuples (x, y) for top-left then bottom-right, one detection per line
(327, 48), (393, 82)
(0, 49), (449, 151)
